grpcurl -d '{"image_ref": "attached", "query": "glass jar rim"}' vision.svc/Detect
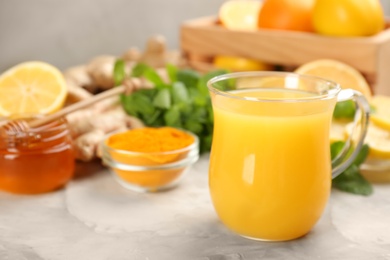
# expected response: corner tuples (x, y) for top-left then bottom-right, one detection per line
(0, 115), (70, 148)
(0, 114), (69, 134)
(207, 71), (341, 103)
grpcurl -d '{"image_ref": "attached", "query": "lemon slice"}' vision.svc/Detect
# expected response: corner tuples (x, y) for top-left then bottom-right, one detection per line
(219, 0), (262, 31)
(330, 119), (349, 143)
(0, 61), (67, 116)
(370, 95), (390, 131)
(213, 55), (272, 72)
(345, 122), (390, 159)
(294, 59), (372, 99)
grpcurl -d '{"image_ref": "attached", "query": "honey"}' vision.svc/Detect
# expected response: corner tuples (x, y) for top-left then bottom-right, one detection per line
(0, 117), (75, 194)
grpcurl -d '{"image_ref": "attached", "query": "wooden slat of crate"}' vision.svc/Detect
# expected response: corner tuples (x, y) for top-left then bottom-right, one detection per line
(180, 16), (390, 95)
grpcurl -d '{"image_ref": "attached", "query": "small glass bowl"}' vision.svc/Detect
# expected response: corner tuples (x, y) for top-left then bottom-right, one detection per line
(100, 129), (199, 192)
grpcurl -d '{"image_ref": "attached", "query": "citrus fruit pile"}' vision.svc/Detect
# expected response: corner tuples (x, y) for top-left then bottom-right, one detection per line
(219, 0), (385, 37)
(0, 61), (67, 116)
(214, 0), (386, 72)
(295, 59), (390, 164)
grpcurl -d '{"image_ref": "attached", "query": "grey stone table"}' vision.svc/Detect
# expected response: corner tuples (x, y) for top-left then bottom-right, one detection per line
(1, 155), (390, 260)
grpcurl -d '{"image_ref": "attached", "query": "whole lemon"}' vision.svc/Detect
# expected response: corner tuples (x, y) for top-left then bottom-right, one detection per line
(312, 0), (385, 37)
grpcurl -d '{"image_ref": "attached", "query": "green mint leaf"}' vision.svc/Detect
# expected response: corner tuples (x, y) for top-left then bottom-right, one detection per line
(120, 91), (155, 119)
(201, 134), (213, 154)
(120, 94), (138, 116)
(166, 63), (178, 83)
(330, 142), (373, 195)
(187, 106), (207, 123)
(177, 69), (201, 88)
(353, 144), (370, 166)
(164, 105), (181, 127)
(144, 67), (165, 87)
(132, 92), (155, 115)
(144, 110), (163, 126)
(190, 89), (207, 107)
(198, 69), (229, 95)
(184, 121), (203, 135)
(171, 82), (189, 104)
(333, 100), (356, 119)
(330, 141), (346, 160)
(153, 88), (171, 109)
(330, 142), (369, 166)
(332, 164), (373, 196)
(131, 63), (165, 86)
(207, 104), (214, 124)
(131, 63), (150, 77)
(113, 59), (126, 86)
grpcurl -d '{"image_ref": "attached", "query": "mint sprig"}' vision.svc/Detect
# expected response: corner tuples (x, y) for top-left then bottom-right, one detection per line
(115, 60), (228, 153)
(331, 141), (373, 196)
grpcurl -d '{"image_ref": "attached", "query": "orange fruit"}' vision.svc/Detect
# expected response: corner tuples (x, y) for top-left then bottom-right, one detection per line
(0, 61), (67, 116)
(213, 55), (272, 71)
(219, 0), (262, 31)
(257, 0), (315, 32)
(294, 59), (372, 99)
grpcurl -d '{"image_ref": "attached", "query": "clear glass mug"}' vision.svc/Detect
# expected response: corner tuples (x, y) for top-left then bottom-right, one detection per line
(207, 71), (369, 241)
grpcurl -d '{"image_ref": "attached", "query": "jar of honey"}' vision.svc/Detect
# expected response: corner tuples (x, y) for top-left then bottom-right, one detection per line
(0, 116), (75, 194)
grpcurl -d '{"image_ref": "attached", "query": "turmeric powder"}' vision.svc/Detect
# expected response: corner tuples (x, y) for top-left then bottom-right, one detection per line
(107, 127), (195, 154)
(103, 127), (198, 191)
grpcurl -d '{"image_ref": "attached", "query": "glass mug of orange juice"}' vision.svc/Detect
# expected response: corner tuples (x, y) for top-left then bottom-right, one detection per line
(207, 71), (369, 241)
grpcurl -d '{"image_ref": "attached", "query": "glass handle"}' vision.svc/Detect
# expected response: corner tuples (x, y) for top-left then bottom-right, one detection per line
(331, 89), (370, 178)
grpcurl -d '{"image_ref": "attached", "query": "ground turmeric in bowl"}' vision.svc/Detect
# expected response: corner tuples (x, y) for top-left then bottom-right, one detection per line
(101, 127), (199, 192)
(107, 127), (195, 164)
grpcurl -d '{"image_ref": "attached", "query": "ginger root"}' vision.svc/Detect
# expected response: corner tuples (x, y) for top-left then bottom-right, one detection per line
(63, 65), (97, 92)
(122, 47), (141, 62)
(65, 84), (93, 105)
(63, 65), (95, 104)
(69, 106), (145, 161)
(139, 35), (168, 68)
(67, 107), (127, 138)
(86, 55), (117, 90)
(73, 129), (106, 162)
(62, 35), (188, 162)
(139, 35), (185, 68)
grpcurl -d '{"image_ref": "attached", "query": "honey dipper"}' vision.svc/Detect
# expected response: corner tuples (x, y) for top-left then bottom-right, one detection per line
(0, 81), (135, 136)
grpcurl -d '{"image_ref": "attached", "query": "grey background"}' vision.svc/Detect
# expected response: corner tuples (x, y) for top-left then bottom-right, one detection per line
(0, 0), (225, 71)
(0, 0), (389, 72)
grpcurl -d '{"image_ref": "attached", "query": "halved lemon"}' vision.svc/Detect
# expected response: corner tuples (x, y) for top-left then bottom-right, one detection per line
(345, 122), (390, 160)
(0, 61), (67, 116)
(370, 95), (390, 131)
(295, 59), (372, 99)
(219, 0), (262, 31)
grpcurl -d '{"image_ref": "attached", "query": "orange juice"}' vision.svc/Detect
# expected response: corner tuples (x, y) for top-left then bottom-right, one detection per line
(209, 88), (336, 241)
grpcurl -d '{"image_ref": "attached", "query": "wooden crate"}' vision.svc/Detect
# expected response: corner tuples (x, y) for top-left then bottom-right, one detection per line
(180, 16), (390, 95)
